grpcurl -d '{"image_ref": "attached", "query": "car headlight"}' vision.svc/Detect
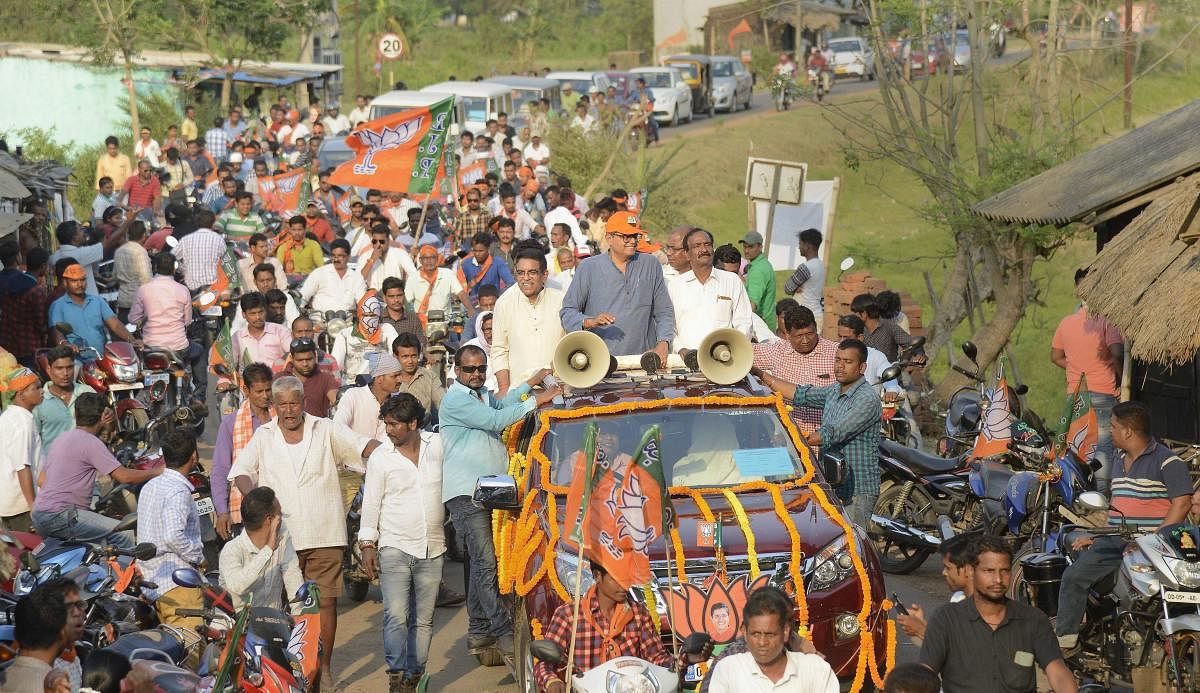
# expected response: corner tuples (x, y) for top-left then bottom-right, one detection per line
(555, 548), (595, 597)
(807, 535), (858, 592)
(1172, 560), (1200, 588)
(715, 85), (731, 95)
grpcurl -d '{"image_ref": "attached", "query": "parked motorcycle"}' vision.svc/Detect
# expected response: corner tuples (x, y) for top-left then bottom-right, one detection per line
(344, 488), (371, 603)
(1013, 493), (1200, 689)
(878, 337), (926, 450)
(939, 341), (1049, 458)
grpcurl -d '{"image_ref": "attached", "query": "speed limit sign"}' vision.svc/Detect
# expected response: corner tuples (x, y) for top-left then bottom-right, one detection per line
(378, 33), (404, 60)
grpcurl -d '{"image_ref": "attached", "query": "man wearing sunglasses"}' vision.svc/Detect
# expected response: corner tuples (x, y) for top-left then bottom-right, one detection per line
(560, 211), (675, 363)
(359, 224), (417, 291)
(282, 337), (341, 417)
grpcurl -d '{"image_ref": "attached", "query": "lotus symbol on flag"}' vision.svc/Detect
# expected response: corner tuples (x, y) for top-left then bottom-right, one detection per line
(353, 117), (425, 175)
(275, 173), (300, 194)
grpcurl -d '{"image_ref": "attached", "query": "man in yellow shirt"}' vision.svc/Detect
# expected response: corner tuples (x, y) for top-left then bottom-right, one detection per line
(181, 105), (199, 141)
(276, 215), (324, 276)
(95, 136), (133, 189)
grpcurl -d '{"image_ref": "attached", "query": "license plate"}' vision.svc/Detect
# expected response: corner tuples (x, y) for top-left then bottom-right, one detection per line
(195, 497), (215, 515)
(1164, 590), (1200, 604)
(144, 372), (171, 386)
(684, 662), (709, 683)
(107, 382), (144, 391)
(201, 305), (223, 317)
(835, 66), (848, 74)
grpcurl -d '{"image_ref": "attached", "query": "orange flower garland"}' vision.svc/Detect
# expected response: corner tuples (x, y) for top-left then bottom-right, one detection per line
(767, 484), (810, 631)
(669, 526), (688, 582)
(721, 490), (760, 579)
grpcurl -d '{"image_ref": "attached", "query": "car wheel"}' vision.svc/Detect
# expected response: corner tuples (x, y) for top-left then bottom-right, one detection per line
(670, 105), (679, 127)
(860, 68), (869, 82)
(684, 104), (693, 123)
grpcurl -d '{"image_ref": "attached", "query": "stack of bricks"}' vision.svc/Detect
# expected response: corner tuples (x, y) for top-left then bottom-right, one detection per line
(820, 271), (925, 340)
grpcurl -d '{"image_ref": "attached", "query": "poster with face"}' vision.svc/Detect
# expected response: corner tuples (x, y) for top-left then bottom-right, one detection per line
(663, 574), (774, 644)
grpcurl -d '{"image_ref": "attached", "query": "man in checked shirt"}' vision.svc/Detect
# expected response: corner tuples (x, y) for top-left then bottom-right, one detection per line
(534, 551), (710, 692)
(751, 306), (838, 436)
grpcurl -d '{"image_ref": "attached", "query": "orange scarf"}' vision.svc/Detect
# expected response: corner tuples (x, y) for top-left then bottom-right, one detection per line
(278, 234), (305, 274)
(229, 401), (272, 523)
(582, 585), (634, 661)
(456, 255), (493, 292)
(417, 268), (439, 328)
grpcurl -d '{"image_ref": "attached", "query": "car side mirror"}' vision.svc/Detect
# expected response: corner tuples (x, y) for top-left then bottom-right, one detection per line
(821, 453), (848, 487)
(172, 567), (204, 589)
(879, 365), (902, 383)
(473, 474), (520, 511)
(1077, 491), (1109, 513)
(21, 551), (39, 574)
(530, 639), (565, 666)
(960, 341), (978, 362)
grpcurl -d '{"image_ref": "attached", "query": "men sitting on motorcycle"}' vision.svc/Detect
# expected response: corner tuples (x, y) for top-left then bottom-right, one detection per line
(129, 252), (207, 407)
(806, 47), (830, 91)
(1055, 401), (1192, 651)
(533, 550), (709, 693)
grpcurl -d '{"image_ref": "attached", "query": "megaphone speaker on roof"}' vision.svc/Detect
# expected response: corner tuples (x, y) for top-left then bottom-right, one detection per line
(697, 328), (753, 385)
(553, 331), (613, 389)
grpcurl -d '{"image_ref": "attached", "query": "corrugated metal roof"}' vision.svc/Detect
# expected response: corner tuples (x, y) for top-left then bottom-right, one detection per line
(972, 99), (1200, 225)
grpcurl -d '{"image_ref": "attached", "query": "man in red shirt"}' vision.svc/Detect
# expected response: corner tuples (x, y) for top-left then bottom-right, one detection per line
(304, 201), (335, 245)
(1051, 268), (1124, 491)
(121, 159), (162, 222)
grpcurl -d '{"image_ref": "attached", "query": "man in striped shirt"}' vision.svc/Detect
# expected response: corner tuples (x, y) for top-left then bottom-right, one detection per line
(216, 192), (267, 240)
(1055, 401), (1191, 650)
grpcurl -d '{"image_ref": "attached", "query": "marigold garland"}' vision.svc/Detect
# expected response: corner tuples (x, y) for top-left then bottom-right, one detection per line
(530, 617), (544, 640)
(721, 490), (759, 580)
(767, 484), (809, 630)
(669, 526), (688, 582)
(642, 584), (660, 631)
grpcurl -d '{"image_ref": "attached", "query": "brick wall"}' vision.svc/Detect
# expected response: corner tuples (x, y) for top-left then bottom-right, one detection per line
(821, 271), (925, 340)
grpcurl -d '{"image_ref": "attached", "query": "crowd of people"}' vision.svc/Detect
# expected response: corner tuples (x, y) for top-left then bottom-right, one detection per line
(0, 84), (1156, 693)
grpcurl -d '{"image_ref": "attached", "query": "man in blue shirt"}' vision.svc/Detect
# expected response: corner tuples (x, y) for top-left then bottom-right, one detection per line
(560, 211), (674, 360)
(459, 232), (515, 301)
(49, 264), (141, 355)
(439, 345), (559, 657)
(756, 337), (882, 527)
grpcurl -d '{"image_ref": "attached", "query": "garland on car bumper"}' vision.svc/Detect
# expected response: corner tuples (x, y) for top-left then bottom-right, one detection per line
(490, 393), (894, 690)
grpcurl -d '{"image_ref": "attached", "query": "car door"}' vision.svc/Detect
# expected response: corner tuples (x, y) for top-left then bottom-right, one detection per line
(674, 71), (692, 116)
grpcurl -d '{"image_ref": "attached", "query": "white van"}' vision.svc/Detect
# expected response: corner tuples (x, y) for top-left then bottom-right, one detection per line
(419, 81), (514, 136)
(367, 90), (461, 136)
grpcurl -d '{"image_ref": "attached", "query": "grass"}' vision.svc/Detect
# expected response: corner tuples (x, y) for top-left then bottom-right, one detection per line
(639, 32), (1200, 418)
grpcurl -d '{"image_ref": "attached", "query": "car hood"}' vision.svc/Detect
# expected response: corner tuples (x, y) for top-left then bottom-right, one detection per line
(712, 76), (738, 87)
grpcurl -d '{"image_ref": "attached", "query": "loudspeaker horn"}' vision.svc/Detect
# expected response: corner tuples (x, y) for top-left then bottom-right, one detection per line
(553, 331), (612, 389)
(697, 328), (753, 385)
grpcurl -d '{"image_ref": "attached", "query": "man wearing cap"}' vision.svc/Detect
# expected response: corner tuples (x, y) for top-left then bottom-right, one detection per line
(668, 228), (753, 360)
(408, 245), (474, 327)
(560, 82), (581, 113)
(0, 367), (44, 532)
(50, 263), (142, 355)
(321, 105), (351, 136)
(740, 230), (778, 332)
(561, 211), (675, 360)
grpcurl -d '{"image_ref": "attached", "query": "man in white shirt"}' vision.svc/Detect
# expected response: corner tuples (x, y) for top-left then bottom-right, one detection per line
(707, 586), (839, 693)
(219, 486), (304, 612)
(91, 177), (121, 223)
(496, 188), (540, 241)
(321, 104), (352, 136)
(407, 245), (473, 323)
(231, 265), (300, 334)
(231, 376), (382, 688)
(522, 134), (550, 166)
(543, 189), (589, 251)
(661, 226), (692, 282)
(332, 352), (401, 512)
(783, 228), (826, 324)
(570, 102), (598, 133)
(237, 233), (288, 290)
(668, 228), (753, 360)
(301, 238), (368, 314)
(348, 95), (372, 127)
(359, 393), (445, 692)
(0, 368), (43, 532)
(492, 248), (565, 396)
(49, 220), (127, 296)
(359, 225), (418, 291)
(546, 247), (577, 293)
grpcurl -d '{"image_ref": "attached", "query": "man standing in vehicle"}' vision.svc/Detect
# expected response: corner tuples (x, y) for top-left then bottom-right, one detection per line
(752, 306), (837, 435)
(756, 338), (882, 526)
(921, 536), (1077, 693)
(492, 248), (565, 397)
(561, 211), (674, 361)
(440, 345), (559, 659)
(1050, 268), (1124, 492)
(668, 227), (753, 360)
(1055, 402), (1191, 651)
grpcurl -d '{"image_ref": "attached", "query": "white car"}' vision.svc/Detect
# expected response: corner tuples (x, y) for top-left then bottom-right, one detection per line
(827, 37), (876, 81)
(629, 67), (693, 126)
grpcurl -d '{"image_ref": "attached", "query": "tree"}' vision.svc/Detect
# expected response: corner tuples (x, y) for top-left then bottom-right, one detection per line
(180, 0), (329, 111)
(341, 0), (444, 94)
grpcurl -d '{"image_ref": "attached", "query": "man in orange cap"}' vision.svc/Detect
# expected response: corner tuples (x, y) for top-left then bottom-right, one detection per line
(49, 263), (141, 355)
(560, 211), (675, 360)
(0, 367), (44, 532)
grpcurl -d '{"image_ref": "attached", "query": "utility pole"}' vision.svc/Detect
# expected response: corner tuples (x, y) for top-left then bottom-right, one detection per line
(1123, 0), (1134, 129)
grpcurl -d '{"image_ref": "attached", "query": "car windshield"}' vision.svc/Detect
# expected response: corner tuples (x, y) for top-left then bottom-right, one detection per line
(370, 105), (411, 119)
(510, 88), (540, 111)
(563, 79), (592, 94)
(711, 61), (734, 77)
(461, 96), (489, 123)
(828, 40), (861, 53)
(541, 407), (807, 488)
(638, 72), (673, 88)
(955, 31), (970, 46)
(317, 146), (354, 170)
(667, 62), (699, 80)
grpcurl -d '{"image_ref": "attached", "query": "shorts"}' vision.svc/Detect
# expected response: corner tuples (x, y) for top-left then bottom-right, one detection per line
(339, 468), (363, 513)
(297, 546), (344, 598)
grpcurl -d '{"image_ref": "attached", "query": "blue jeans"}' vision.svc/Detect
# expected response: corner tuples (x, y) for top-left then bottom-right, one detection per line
(1090, 392), (1116, 492)
(31, 506), (135, 549)
(445, 495), (512, 638)
(1055, 534), (1125, 636)
(379, 548), (443, 675)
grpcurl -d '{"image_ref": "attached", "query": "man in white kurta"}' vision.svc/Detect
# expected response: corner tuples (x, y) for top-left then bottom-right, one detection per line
(230, 376), (380, 686)
(491, 251), (565, 396)
(668, 229), (753, 354)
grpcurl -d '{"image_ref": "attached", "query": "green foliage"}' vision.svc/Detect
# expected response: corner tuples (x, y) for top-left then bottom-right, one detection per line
(116, 91), (184, 140)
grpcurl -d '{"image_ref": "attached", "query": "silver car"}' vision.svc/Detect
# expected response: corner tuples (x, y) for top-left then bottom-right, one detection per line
(710, 55), (753, 112)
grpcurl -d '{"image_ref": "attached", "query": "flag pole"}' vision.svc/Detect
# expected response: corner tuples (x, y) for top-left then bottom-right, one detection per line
(564, 504), (589, 688)
(411, 112), (452, 259)
(662, 529), (681, 664)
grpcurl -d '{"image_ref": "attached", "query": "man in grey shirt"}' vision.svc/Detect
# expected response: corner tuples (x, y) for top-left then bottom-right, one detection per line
(560, 211), (674, 359)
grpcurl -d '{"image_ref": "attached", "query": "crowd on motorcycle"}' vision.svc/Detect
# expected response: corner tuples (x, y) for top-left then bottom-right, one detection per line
(2, 82), (1199, 693)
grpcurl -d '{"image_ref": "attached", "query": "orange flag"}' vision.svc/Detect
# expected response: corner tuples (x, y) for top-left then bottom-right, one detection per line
(334, 190), (355, 222)
(727, 19), (752, 50)
(457, 160), (488, 191)
(258, 168), (307, 214)
(328, 97), (455, 193)
(973, 377), (1012, 458)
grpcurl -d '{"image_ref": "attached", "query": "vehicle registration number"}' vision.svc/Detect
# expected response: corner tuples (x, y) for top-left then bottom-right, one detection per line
(144, 372), (171, 386)
(1164, 590), (1200, 604)
(195, 497), (215, 515)
(684, 662), (709, 683)
(202, 305), (223, 317)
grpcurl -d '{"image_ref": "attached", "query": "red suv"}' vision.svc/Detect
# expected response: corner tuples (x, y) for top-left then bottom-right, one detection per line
(477, 376), (893, 692)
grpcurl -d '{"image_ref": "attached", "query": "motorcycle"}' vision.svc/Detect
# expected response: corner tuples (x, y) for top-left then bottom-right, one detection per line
(424, 300), (467, 387)
(769, 74), (796, 111)
(807, 67), (831, 102)
(1013, 493), (1200, 689)
(939, 341), (1050, 458)
(878, 338), (925, 450)
(529, 633), (711, 693)
(43, 323), (151, 438)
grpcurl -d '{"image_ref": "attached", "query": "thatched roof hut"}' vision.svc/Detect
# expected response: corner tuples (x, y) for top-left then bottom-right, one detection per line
(1078, 172), (1200, 366)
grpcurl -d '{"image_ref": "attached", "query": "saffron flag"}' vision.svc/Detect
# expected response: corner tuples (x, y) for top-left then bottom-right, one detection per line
(355, 289), (384, 346)
(457, 160), (488, 191)
(973, 377), (1012, 458)
(197, 249), (241, 311)
(334, 190), (354, 222)
(258, 168), (308, 214)
(328, 97), (455, 193)
(727, 19), (752, 50)
(1056, 374), (1100, 463)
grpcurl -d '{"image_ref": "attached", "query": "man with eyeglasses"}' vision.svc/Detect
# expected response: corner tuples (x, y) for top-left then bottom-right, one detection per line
(360, 224), (418, 291)
(300, 238), (368, 314)
(561, 211), (675, 361)
(750, 306), (838, 436)
(661, 226), (693, 281)
(492, 246), (566, 397)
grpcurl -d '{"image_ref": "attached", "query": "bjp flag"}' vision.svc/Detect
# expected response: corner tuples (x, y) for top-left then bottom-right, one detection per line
(334, 190), (355, 222)
(258, 168), (307, 214)
(329, 96), (455, 194)
(973, 377), (1013, 458)
(457, 160), (488, 191)
(1056, 374), (1100, 464)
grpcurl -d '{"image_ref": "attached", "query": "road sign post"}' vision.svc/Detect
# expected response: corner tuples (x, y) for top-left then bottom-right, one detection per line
(378, 33), (404, 90)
